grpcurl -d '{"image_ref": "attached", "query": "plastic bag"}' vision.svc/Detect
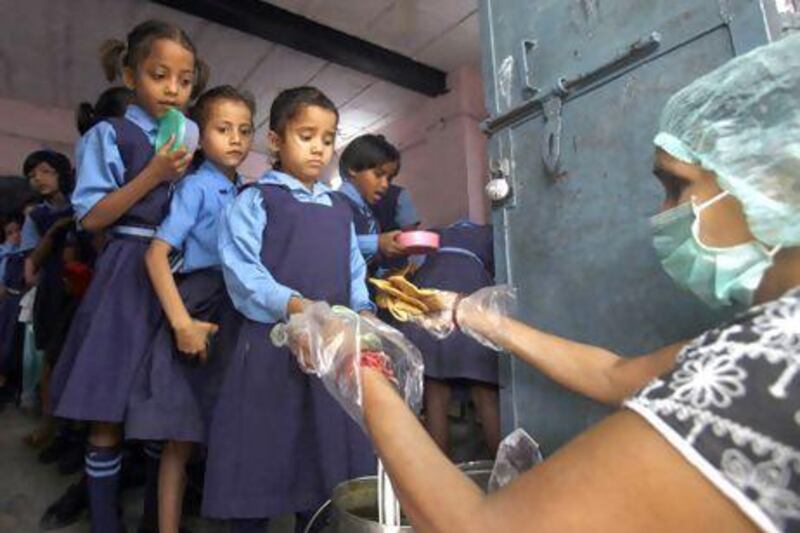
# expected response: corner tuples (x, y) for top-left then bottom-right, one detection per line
(274, 302), (425, 428)
(488, 428), (542, 493)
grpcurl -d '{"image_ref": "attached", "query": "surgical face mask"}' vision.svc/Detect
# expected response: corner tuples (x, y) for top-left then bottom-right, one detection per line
(649, 191), (780, 309)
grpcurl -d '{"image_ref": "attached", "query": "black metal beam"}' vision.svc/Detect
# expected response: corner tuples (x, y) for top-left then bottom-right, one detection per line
(152, 0), (448, 97)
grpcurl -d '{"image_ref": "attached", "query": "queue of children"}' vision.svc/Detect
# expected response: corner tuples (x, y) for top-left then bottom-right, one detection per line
(0, 17), (497, 533)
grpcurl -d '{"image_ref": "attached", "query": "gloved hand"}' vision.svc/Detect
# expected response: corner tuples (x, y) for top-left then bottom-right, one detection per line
(454, 285), (516, 350)
(276, 302), (425, 428)
(400, 285), (516, 351)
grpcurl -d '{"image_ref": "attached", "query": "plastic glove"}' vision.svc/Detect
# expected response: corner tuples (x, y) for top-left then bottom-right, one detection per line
(455, 285), (516, 350)
(276, 302), (425, 428)
(404, 285), (516, 350)
(488, 428), (542, 492)
(405, 290), (461, 339)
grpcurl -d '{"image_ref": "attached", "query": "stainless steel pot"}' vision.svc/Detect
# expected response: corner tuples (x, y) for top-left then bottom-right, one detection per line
(305, 460), (494, 533)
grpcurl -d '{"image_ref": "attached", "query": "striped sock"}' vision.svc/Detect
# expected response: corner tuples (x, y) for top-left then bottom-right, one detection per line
(141, 441), (163, 532)
(85, 445), (122, 533)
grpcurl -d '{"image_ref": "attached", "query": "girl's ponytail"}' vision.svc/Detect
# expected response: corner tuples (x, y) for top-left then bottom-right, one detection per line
(76, 102), (96, 135)
(100, 38), (126, 82)
(192, 59), (211, 99)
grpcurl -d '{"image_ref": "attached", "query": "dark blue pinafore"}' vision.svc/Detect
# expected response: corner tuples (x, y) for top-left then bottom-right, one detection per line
(403, 223), (498, 384)
(0, 252), (26, 376)
(202, 184), (375, 519)
(51, 117), (171, 422)
(126, 265), (239, 444)
(334, 190), (380, 278)
(29, 203), (74, 353)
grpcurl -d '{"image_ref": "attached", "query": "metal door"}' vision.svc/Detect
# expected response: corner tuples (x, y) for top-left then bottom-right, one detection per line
(479, 0), (777, 454)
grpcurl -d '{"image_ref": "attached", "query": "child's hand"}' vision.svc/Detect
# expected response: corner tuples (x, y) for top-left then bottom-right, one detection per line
(46, 216), (75, 239)
(174, 319), (219, 361)
(378, 230), (407, 257)
(146, 136), (192, 183)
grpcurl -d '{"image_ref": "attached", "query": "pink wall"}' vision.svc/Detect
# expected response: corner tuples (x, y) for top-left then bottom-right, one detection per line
(0, 96), (268, 180)
(372, 64), (490, 227)
(0, 64), (491, 225)
(0, 97), (77, 175)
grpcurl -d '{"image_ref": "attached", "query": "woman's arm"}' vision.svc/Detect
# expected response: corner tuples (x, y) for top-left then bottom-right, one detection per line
(363, 369), (753, 533)
(362, 369), (487, 533)
(145, 239), (217, 358)
(459, 309), (685, 405)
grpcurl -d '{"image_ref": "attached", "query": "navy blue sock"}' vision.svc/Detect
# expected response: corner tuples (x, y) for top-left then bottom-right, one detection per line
(230, 518), (269, 532)
(141, 441), (162, 531)
(85, 445), (122, 533)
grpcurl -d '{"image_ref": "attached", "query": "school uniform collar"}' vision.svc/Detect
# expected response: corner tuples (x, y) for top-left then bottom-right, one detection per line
(199, 160), (240, 191)
(125, 104), (158, 142)
(338, 180), (369, 210)
(38, 198), (71, 213)
(259, 169), (332, 201)
(448, 218), (478, 228)
(0, 242), (19, 256)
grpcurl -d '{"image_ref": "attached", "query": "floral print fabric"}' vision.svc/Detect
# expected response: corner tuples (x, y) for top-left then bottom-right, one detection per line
(625, 287), (800, 532)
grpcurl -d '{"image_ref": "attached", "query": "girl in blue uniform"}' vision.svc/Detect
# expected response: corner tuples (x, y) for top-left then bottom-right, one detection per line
(402, 220), (500, 455)
(49, 19), (207, 533)
(126, 85), (255, 533)
(336, 134), (407, 268)
(204, 87), (376, 532)
(0, 215), (23, 399)
(20, 150), (75, 355)
(17, 151), (75, 449)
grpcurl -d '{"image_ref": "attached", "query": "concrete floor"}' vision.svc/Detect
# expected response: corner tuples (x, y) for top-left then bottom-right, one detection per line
(0, 407), (295, 533)
(0, 400), (488, 532)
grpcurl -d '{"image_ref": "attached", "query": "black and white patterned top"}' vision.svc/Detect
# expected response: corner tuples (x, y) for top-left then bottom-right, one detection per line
(625, 287), (800, 532)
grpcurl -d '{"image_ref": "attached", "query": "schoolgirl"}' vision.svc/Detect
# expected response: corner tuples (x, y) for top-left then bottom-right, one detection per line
(49, 19), (207, 533)
(204, 87), (375, 532)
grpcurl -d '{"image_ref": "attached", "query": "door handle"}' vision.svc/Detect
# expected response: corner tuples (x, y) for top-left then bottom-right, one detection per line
(518, 39), (540, 99)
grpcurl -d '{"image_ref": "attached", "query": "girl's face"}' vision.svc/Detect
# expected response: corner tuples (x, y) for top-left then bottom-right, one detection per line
(653, 149), (753, 247)
(123, 38), (195, 119)
(350, 160), (398, 205)
(269, 105), (337, 185)
(200, 99), (254, 177)
(27, 161), (60, 197)
(4, 222), (21, 247)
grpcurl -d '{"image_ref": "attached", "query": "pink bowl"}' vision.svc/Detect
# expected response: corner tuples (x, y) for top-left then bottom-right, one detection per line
(395, 231), (440, 254)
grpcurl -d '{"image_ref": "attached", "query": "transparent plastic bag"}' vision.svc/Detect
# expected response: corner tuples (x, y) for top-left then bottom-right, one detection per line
(274, 302), (425, 428)
(488, 428), (542, 493)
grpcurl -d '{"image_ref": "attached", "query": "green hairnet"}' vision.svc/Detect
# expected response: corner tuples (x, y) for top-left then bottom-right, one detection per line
(654, 33), (800, 248)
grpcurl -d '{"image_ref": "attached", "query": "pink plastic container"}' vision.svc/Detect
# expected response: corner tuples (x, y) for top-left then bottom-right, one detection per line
(395, 231), (440, 254)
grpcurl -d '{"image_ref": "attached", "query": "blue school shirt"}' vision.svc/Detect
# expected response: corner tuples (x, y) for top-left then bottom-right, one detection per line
(0, 242), (16, 284)
(155, 161), (238, 273)
(338, 180), (380, 261)
(219, 170), (374, 324)
(72, 104), (158, 220)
